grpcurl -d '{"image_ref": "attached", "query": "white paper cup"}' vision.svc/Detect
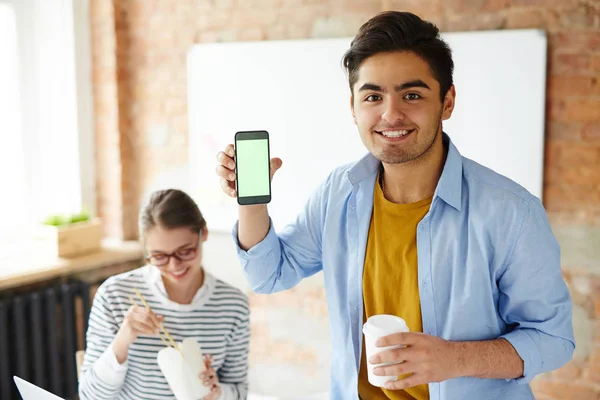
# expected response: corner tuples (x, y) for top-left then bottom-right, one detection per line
(362, 314), (409, 387)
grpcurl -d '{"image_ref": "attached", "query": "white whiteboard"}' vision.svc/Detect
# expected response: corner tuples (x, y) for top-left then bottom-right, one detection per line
(187, 30), (547, 233)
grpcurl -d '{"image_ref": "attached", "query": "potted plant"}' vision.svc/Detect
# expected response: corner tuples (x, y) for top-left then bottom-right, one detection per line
(41, 211), (102, 258)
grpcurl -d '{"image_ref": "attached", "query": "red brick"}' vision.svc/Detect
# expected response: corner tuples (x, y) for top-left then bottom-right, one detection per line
(444, 12), (507, 31)
(561, 165), (600, 187)
(543, 143), (562, 189)
(285, 24), (312, 39)
(237, 0), (279, 7)
(211, 0), (235, 9)
(592, 54), (600, 71)
(265, 25), (287, 40)
(559, 143), (600, 166)
(196, 11), (233, 31)
(510, 0), (575, 7)
(547, 122), (582, 142)
(548, 76), (599, 98)
(505, 8), (548, 30)
(445, 0), (510, 13)
(558, 3), (600, 29)
(590, 76), (599, 95)
(239, 28), (265, 41)
(547, 99), (568, 122)
(550, 53), (592, 75)
(231, 8), (279, 29)
(565, 99), (600, 123)
(552, 31), (600, 53)
(583, 124), (600, 142)
(278, 4), (329, 26)
(383, 0), (443, 20)
(544, 184), (600, 213)
(337, 0), (383, 15)
(547, 152), (600, 188)
(544, 138), (562, 163)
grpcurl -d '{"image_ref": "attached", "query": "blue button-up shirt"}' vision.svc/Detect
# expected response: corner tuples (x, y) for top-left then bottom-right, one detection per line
(233, 134), (574, 400)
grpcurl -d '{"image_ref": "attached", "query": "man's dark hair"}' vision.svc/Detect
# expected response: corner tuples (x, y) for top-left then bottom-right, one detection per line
(342, 11), (454, 101)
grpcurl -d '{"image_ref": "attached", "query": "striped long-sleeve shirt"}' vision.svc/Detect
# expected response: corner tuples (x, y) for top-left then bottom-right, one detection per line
(79, 265), (250, 400)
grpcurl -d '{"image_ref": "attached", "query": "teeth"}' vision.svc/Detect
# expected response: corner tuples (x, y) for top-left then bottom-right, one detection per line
(381, 130), (410, 137)
(173, 268), (187, 276)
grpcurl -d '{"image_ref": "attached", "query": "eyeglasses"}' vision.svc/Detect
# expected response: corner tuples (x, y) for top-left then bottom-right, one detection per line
(145, 235), (201, 267)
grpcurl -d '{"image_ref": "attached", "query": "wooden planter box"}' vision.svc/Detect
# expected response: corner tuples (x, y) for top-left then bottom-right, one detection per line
(41, 218), (103, 258)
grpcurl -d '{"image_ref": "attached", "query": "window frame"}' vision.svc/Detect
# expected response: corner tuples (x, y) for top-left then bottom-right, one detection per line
(1, 0), (96, 221)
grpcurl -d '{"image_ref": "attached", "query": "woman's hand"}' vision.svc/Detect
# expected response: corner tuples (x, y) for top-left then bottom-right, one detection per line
(201, 354), (221, 400)
(113, 304), (164, 363)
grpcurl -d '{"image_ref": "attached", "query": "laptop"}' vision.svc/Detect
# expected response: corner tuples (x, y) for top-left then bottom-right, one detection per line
(13, 376), (65, 400)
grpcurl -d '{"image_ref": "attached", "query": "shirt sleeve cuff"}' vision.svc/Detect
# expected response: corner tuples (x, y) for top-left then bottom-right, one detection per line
(231, 218), (280, 261)
(501, 329), (542, 384)
(93, 340), (128, 386)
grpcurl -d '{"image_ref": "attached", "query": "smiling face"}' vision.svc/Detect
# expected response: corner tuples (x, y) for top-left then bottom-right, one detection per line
(144, 225), (208, 289)
(351, 51), (455, 165)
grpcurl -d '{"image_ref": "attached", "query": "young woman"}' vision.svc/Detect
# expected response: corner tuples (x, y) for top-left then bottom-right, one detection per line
(79, 189), (249, 399)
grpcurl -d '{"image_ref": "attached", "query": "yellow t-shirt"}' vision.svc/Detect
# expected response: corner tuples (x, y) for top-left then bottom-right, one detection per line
(358, 177), (431, 400)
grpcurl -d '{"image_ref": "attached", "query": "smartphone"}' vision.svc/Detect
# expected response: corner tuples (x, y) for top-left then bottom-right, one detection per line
(234, 130), (271, 205)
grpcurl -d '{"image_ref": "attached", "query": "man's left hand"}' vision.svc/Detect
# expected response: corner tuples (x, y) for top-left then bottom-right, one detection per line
(370, 332), (461, 390)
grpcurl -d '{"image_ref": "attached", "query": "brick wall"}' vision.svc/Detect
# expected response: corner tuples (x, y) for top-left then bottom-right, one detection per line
(90, 0), (600, 398)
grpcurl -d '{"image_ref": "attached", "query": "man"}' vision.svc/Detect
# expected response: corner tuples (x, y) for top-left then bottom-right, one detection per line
(215, 11), (574, 400)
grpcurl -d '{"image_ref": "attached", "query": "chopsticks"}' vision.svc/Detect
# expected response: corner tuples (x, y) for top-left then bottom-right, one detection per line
(129, 288), (181, 353)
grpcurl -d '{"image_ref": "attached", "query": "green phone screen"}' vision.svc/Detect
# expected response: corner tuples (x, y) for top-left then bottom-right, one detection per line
(236, 139), (270, 197)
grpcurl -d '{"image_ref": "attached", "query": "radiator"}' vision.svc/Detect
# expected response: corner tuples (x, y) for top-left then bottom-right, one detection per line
(0, 279), (92, 400)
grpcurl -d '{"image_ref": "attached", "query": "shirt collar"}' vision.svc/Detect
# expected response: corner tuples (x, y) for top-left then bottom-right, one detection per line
(347, 132), (463, 211)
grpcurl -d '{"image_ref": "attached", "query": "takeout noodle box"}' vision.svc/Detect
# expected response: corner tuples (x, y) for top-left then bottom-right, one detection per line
(157, 338), (211, 400)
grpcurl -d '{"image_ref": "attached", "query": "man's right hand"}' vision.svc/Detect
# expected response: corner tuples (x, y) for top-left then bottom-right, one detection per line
(215, 144), (282, 199)
(215, 143), (283, 250)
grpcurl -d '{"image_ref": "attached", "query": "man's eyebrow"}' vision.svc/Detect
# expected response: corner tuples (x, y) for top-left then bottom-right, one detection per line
(357, 80), (431, 93)
(358, 83), (383, 92)
(395, 79), (431, 91)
